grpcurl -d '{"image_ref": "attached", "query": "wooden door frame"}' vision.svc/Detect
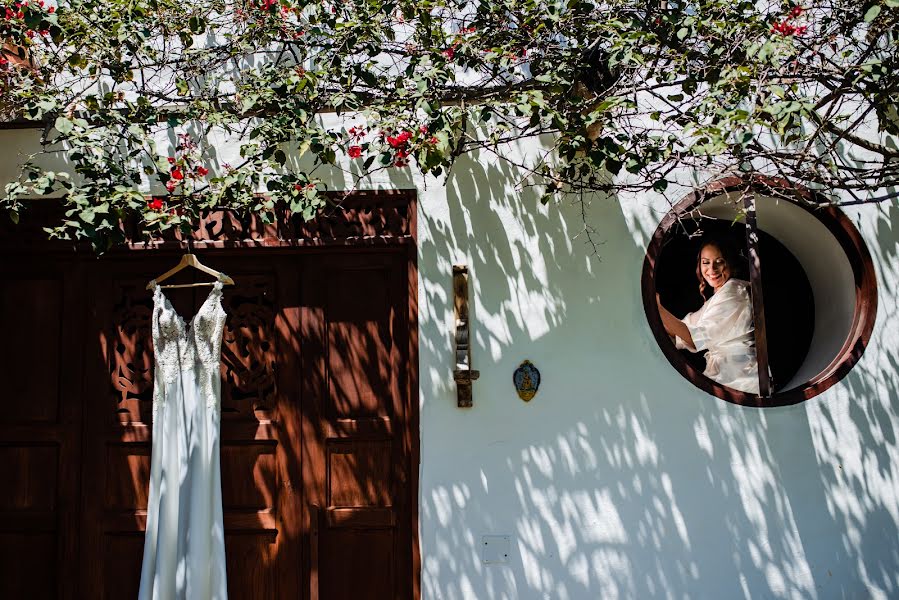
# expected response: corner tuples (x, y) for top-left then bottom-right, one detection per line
(0, 189), (421, 599)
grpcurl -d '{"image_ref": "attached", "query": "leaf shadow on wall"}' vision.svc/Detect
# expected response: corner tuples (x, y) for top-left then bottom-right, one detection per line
(413, 152), (899, 599)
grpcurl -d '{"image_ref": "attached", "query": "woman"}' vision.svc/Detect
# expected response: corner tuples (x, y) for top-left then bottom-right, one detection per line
(656, 237), (760, 394)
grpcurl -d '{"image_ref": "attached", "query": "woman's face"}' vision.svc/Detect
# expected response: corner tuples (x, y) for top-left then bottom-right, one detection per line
(700, 244), (731, 291)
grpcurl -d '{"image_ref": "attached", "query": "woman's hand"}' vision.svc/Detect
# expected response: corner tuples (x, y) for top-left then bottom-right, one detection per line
(656, 293), (696, 350)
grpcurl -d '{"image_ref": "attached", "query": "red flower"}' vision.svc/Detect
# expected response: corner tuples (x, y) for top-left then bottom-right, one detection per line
(47, 5), (54, 12)
(294, 183), (303, 191)
(771, 21), (798, 35)
(148, 197), (165, 211)
(443, 46), (456, 60)
(167, 156), (176, 164)
(170, 167), (184, 180)
(195, 166), (209, 177)
(419, 125), (428, 134)
(790, 6), (803, 18)
(387, 131), (412, 148)
(165, 180), (177, 192)
(348, 145), (362, 158)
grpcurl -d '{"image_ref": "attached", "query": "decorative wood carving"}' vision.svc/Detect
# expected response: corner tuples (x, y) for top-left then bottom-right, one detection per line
(119, 192), (414, 246)
(220, 276), (277, 420)
(291, 195), (411, 241)
(109, 282), (154, 424)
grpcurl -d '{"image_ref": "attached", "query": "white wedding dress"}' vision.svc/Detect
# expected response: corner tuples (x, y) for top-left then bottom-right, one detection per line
(139, 280), (228, 600)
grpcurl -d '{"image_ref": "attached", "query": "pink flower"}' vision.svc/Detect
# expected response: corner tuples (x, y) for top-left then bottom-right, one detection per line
(419, 125), (428, 134)
(348, 145), (362, 158)
(165, 180), (177, 192)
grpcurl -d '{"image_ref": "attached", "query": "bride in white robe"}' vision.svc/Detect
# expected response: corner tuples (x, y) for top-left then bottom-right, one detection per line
(657, 239), (760, 395)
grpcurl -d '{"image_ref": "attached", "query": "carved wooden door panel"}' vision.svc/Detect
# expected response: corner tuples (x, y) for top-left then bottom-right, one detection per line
(0, 257), (85, 600)
(76, 248), (417, 599)
(78, 258), (302, 598)
(301, 250), (416, 600)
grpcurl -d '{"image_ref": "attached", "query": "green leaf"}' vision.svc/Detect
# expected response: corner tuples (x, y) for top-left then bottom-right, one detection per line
(653, 179), (668, 193)
(189, 16), (206, 34)
(54, 117), (73, 135)
(864, 5), (881, 22)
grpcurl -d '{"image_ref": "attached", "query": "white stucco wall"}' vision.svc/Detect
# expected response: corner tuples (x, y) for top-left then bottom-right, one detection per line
(411, 146), (899, 599)
(3, 124), (898, 599)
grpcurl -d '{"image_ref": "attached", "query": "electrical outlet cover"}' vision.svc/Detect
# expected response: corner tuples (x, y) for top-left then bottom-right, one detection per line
(481, 535), (511, 565)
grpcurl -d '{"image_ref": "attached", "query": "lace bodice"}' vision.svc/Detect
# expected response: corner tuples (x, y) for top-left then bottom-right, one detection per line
(150, 280), (227, 413)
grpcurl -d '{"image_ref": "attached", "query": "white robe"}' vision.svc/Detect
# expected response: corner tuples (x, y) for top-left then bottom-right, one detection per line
(675, 278), (760, 394)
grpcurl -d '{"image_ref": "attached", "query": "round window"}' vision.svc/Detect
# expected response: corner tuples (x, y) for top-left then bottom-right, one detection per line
(641, 177), (877, 407)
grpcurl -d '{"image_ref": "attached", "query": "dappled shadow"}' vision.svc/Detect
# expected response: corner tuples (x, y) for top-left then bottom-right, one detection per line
(414, 149), (899, 598)
(4, 123), (899, 598)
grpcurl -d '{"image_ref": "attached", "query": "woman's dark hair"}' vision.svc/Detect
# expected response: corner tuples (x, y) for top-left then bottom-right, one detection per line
(695, 236), (742, 300)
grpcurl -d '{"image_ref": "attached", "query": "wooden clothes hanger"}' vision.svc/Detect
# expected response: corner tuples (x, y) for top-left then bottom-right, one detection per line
(146, 246), (235, 290)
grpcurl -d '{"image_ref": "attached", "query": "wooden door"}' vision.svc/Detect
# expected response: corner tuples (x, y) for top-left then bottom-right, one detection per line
(72, 248), (418, 598)
(0, 257), (85, 600)
(301, 251), (417, 599)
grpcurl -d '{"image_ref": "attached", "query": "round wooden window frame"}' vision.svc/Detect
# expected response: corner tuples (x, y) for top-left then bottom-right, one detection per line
(641, 176), (878, 407)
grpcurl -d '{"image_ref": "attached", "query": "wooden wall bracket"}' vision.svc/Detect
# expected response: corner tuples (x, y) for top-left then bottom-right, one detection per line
(453, 265), (479, 407)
